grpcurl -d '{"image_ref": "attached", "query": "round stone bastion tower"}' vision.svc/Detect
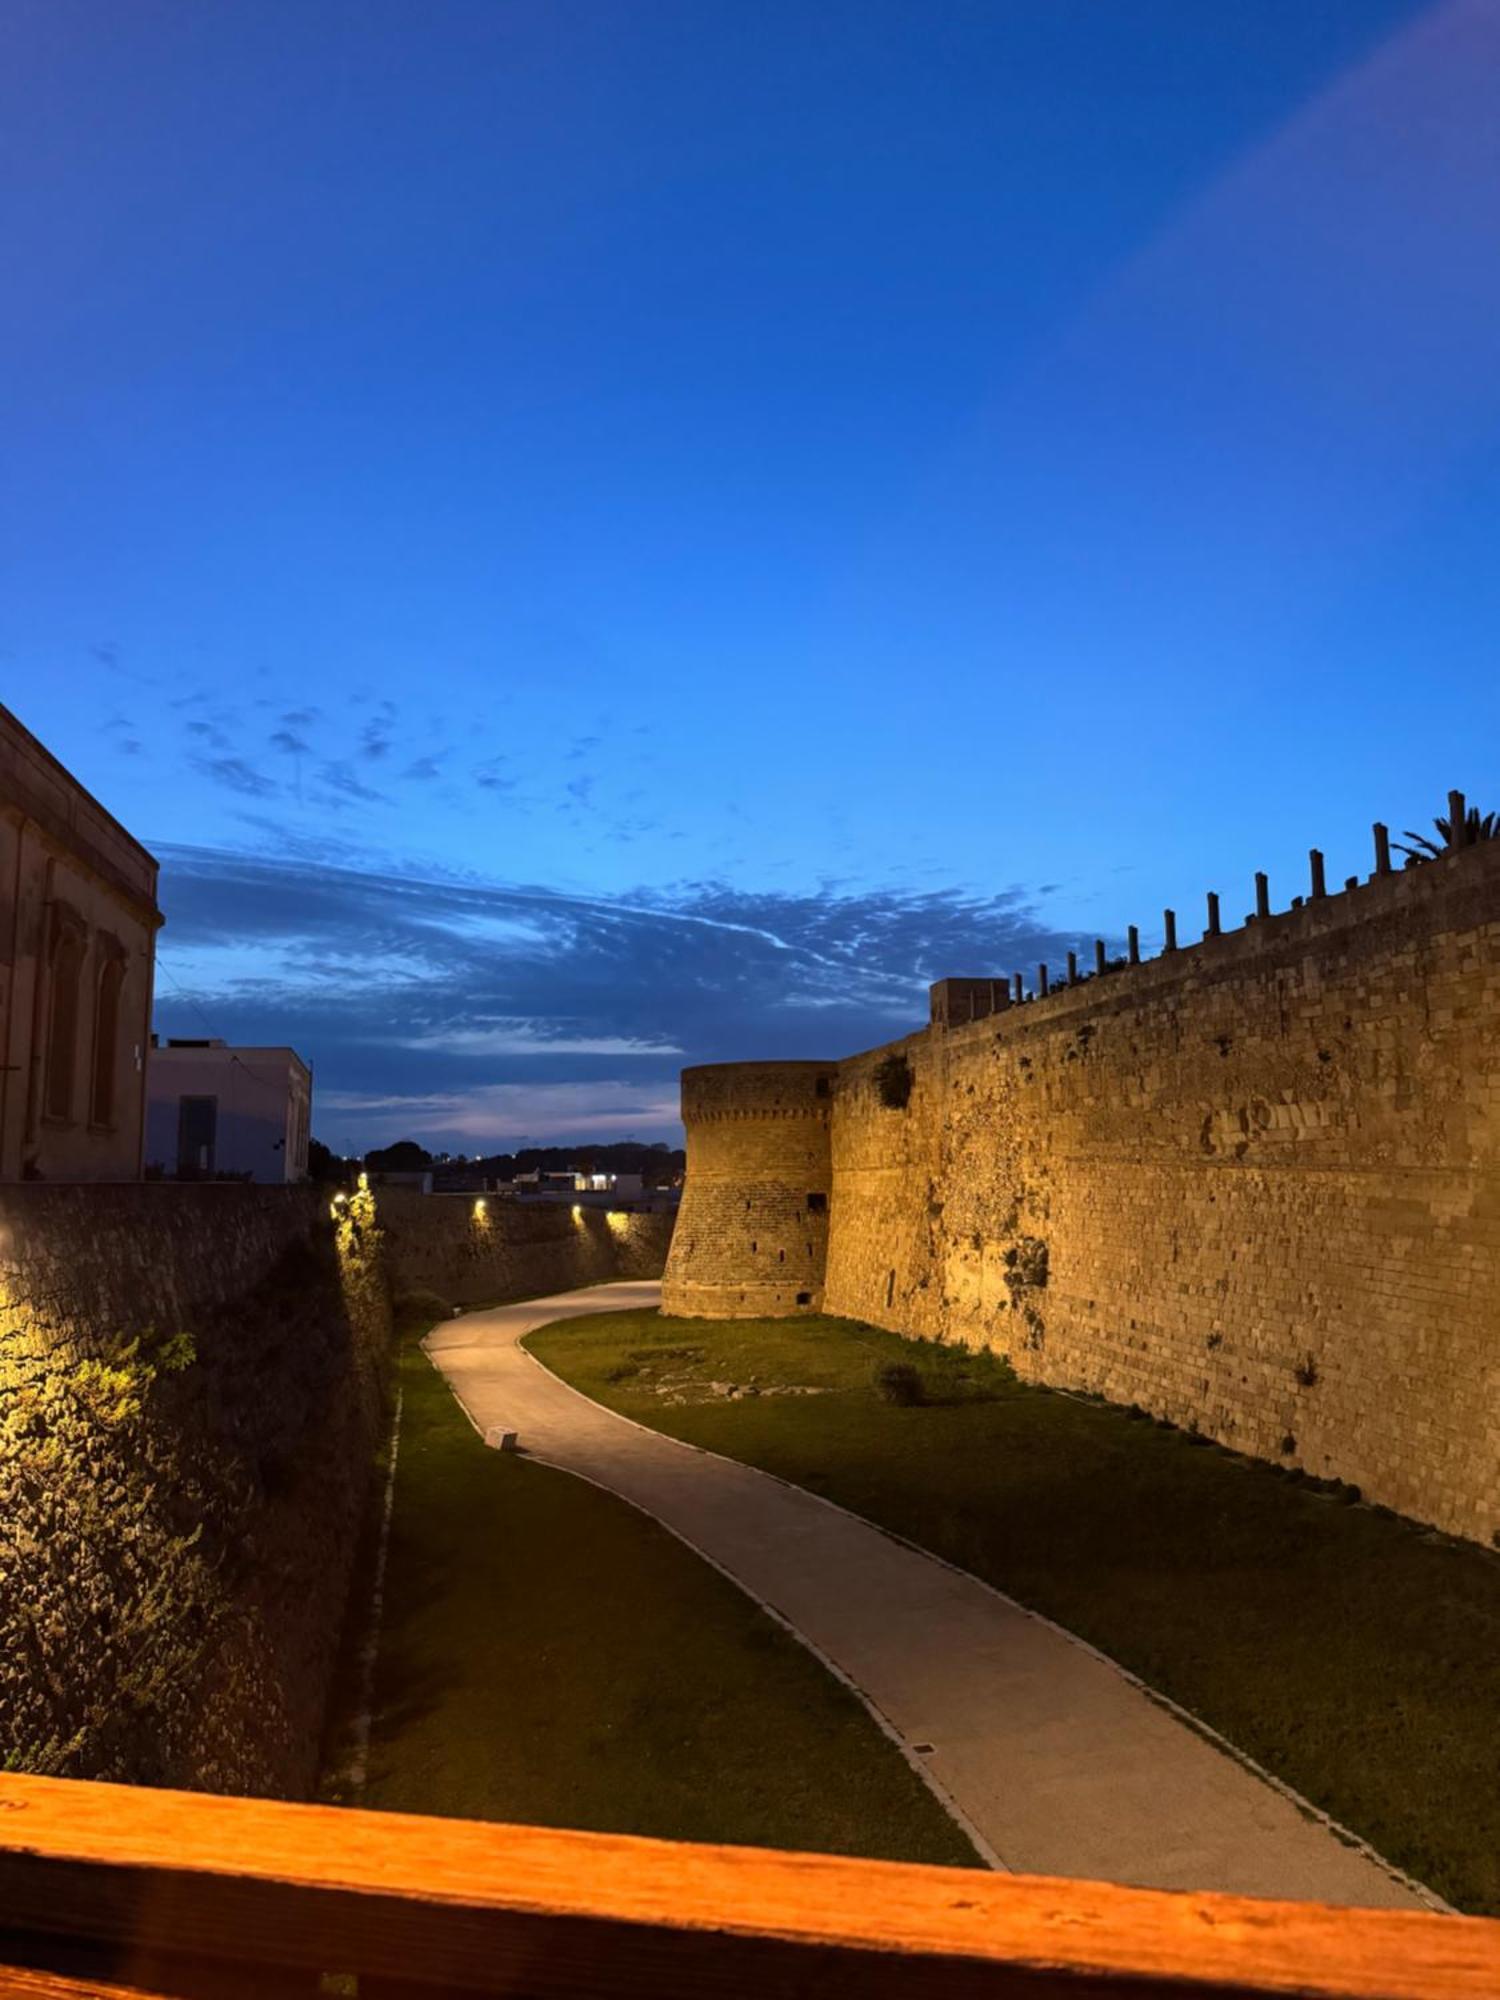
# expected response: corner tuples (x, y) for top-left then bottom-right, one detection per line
(661, 1061), (836, 1318)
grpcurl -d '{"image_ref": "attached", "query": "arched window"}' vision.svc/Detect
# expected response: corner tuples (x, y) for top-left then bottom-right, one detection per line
(43, 921), (86, 1123)
(91, 950), (127, 1127)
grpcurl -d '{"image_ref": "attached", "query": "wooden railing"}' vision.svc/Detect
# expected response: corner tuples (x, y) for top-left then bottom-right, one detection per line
(0, 1775), (1494, 1999)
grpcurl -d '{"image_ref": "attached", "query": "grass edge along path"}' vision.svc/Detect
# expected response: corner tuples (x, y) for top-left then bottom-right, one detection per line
(527, 1307), (1500, 1917)
(323, 1316), (979, 1868)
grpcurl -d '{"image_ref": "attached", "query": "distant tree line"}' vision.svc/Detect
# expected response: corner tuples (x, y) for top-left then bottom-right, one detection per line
(308, 1136), (684, 1187)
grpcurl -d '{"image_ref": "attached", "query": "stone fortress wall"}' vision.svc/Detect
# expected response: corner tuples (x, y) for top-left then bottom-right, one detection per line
(0, 1183), (389, 1797)
(380, 1186), (675, 1308)
(663, 825), (1500, 1546)
(660, 1062), (835, 1317)
(0, 1182), (674, 1794)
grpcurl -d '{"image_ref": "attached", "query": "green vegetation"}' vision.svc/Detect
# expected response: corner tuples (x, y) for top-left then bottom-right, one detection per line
(873, 1051), (914, 1109)
(529, 1308), (1500, 1915)
(339, 1317), (976, 1865)
(1395, 796), (1499, 861)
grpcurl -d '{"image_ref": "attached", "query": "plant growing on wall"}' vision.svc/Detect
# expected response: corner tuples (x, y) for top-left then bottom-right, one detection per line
(1002, 1236), (1049, 1350)
(1394, 802), (1498, 862)
(1003, 1236), (1049, 1292)
(873, 1052), (914, 1110)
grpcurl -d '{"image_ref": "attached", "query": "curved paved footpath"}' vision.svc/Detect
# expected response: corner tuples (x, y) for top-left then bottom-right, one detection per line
(426, 1282), (1429, 1908)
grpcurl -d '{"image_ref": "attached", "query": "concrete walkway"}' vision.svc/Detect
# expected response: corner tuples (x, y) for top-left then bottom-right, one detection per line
(425, 1282), (1430, 1907)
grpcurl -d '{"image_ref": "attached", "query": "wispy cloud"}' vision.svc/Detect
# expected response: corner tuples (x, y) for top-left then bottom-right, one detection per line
(360, 701), (398, 761)
(192, 756), (277, 797)
(317, 761), (388, 805)
(185, 719), (233, 751)
(401, 1022), (684, 1058)
(151, 847), (1103, 1151)
(317, 1079), (682, 1145)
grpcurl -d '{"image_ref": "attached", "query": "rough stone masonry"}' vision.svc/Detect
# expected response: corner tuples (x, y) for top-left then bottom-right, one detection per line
(664, 834), (1500, 1547)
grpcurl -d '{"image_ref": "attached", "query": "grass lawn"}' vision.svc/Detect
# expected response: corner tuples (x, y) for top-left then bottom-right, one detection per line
(528, 1308), (1500, 1915)
(332, 1325), (977, 1866)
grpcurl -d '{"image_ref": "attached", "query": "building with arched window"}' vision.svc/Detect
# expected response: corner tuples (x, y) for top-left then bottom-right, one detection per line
(1, 705), (161, 1180)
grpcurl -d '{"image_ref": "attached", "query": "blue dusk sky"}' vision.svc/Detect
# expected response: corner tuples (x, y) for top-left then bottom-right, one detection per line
(4, 0), (1499, 1151)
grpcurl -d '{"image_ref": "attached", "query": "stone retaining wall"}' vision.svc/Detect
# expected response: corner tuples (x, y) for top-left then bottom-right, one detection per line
(378, 1189), (674, 1308)
(0, 1183), (390, 1795)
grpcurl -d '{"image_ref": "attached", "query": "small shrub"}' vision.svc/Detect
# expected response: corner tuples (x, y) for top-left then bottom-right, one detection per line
(1002, 1237), (1049, 1292)
(874, 1360), (925, 1406)
(393, 1288), (454, 1335)
(1294, 1353), (1319, 1388)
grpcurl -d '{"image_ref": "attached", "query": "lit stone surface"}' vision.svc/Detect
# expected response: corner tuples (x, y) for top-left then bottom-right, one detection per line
(661, 1063), (836, 1317)
(667, 842), (1500, 1546)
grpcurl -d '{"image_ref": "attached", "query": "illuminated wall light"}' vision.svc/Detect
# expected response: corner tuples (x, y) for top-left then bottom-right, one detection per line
(571, 1203), (583, 1222)
(605, 1209), (629, 1236)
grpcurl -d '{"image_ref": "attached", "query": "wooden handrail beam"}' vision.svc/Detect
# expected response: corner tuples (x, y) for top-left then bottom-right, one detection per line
(0, 1775), (1494, 1999)
(0, 1974), (177, 2000)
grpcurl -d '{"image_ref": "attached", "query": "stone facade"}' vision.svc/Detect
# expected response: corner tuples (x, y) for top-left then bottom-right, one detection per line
(664, 839), (1500, 1547)
(0, 705), (161, 1181)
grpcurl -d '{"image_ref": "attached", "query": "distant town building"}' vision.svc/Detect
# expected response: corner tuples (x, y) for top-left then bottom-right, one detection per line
(574, 1169), (644, 1195)
(0, 704), (161, 1181)
(146, 1039), (311, 1183)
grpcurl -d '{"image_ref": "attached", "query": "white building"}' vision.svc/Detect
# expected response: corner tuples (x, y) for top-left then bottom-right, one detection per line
(145, 1039), (311, 1183)
(574, 1170), (644, 1195)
